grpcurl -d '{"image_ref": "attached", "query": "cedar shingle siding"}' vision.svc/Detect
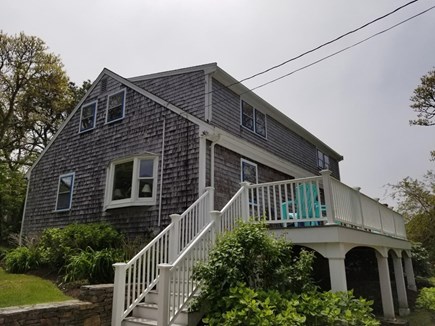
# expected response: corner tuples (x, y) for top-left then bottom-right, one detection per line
(22, 65), (341, 238)
(211, 79), (340, 179)
(23, 75), (200, 237)
(209, 144), (294, 210)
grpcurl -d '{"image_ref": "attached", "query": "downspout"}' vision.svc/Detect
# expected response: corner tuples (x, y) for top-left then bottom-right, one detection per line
(19, 174), (31, 246)
(208, 134), (220, 189)
(157, 118), (166, 227)
(210, 142), (216, 188)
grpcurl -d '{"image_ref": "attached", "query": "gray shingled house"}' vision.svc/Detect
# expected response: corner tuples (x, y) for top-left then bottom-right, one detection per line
(20, 63), (415, 325)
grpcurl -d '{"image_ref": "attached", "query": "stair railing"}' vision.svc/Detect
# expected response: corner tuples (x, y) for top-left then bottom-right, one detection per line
(112, 187), (214, 326)
(157, 182), (249, 325)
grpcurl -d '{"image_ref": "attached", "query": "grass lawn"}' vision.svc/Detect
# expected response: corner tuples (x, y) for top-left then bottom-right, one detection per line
(407, 309), (434, 326)
(0, 267), (72, 308)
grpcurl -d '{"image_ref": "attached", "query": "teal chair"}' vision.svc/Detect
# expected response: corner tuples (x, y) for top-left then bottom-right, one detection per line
(281, 183), (326, 227)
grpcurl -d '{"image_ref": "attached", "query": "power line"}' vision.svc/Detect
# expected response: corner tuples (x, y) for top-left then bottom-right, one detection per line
(247, 5), (435, 94)
(233, 0), (420, 87)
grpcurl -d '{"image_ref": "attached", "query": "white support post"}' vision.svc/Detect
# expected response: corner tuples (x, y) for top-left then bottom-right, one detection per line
(169, 214), (181, 263)
(157, 264), (171, 326)
(404, 255), (417, 291)
(328, 258), (348, 292)
(392, 255), (410, 316)
(210, 210), (222, 244)
(376, 252), (395, 320)
(112, 263), (127, 326)
(240, 182), (250, 222)
(206, 186), (215, 212)
(320, 170), (336, 225)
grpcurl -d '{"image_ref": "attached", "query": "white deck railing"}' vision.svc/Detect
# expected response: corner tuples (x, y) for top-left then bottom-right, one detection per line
(244, 170), (406, 239)
(112, 171), (406, 325)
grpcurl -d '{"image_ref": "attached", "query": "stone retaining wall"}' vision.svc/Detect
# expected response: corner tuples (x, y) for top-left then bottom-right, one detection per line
(0, 284), (113, 326)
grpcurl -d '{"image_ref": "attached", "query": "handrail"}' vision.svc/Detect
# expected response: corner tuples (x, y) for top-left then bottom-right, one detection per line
(112, 189), (212, 326)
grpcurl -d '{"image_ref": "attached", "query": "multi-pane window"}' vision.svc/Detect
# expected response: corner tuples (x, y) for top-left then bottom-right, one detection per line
(317, 150), (330, 170)
(241, 100), (267, 137)
(56, 173), (75, 211)
(106, 156), (158, 209)
(79, 102), (97, 132)
(106, 90), (125, 123)
(241, 159), (258, 184)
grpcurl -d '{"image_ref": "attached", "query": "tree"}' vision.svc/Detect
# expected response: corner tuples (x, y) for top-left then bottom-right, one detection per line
(390, 171), (435, 262)
(0, 31), (90, 243)
(390, 171), (435, 221)
(409, 68), (435, 159)
(0, 31), (89, 170)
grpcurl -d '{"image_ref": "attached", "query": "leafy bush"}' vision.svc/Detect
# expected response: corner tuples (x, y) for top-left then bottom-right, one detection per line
(298, 290), (379, 325)
(416, 287), (435, 312)
(411, 242), (432, 277)
(193, 220), (315, 314)
(63, 247), (124, 284)
(205, 283), (379, 326)
(205, 283), (306, 326)
(194, 221), (379, 326)
(4, 246), (40, 273)
(38, 222), (123, 268)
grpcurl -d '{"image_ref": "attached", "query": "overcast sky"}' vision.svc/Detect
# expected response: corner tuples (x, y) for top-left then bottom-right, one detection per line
(2, 0), (434, 206)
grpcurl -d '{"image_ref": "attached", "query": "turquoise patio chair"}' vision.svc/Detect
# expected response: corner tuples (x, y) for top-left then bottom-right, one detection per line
(281, 182), (327, 227)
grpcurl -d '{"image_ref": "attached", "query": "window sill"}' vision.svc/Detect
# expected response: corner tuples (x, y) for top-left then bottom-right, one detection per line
(105, 200), (156, 210)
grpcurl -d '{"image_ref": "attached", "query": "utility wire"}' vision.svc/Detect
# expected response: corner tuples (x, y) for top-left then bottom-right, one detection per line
(159, 0), (423, 108)
(246, 5), (435, 94)
(233, 0), (420, 87)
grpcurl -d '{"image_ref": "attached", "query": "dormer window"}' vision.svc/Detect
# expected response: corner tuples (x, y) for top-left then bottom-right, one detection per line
(241, 100), (267, 137)
(106, 89), (126, 123)
(79, 101), (97, 132)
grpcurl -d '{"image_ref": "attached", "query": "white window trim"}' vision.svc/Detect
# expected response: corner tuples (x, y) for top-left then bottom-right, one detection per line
(105, 89), (126, 124)
(79, 101), (98, 133)
(104, 155), (158, 210)
(240, 158), (258, 184)
(240, 100), (267, 139)
(55, 172), (75, 212)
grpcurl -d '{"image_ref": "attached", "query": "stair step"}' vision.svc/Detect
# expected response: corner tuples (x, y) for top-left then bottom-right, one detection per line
(123, 316), (185, 326)
(145, 289), (200, 304)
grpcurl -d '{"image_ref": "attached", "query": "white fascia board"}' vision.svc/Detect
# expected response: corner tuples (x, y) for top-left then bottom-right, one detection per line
(127, 62), (218, 82)
(26, 69), (109, 178)
(212, 67), (343, 162)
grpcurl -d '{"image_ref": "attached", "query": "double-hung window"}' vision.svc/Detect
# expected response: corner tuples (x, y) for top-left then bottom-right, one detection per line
(79, 101), (97, 132)
(317, 150), (330, 170)
(106, 89), (126, 123)
(56, 173), (75, 211)
(241, 100), (267, 137)
(106, 156), (158, 209)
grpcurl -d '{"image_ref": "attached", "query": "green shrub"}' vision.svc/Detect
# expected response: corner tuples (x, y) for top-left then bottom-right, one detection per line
(4, 246), (40, 273)
(194, 221), (379, 326)
(411, 242), (432, 277)
(193, 220), (314, 318)
(63, 247), (124, 284)
(205, 283), (379, 326)
(416, 287), (435, 312)
(39, 222), (123, 268)
(205, 283), (306, 326)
